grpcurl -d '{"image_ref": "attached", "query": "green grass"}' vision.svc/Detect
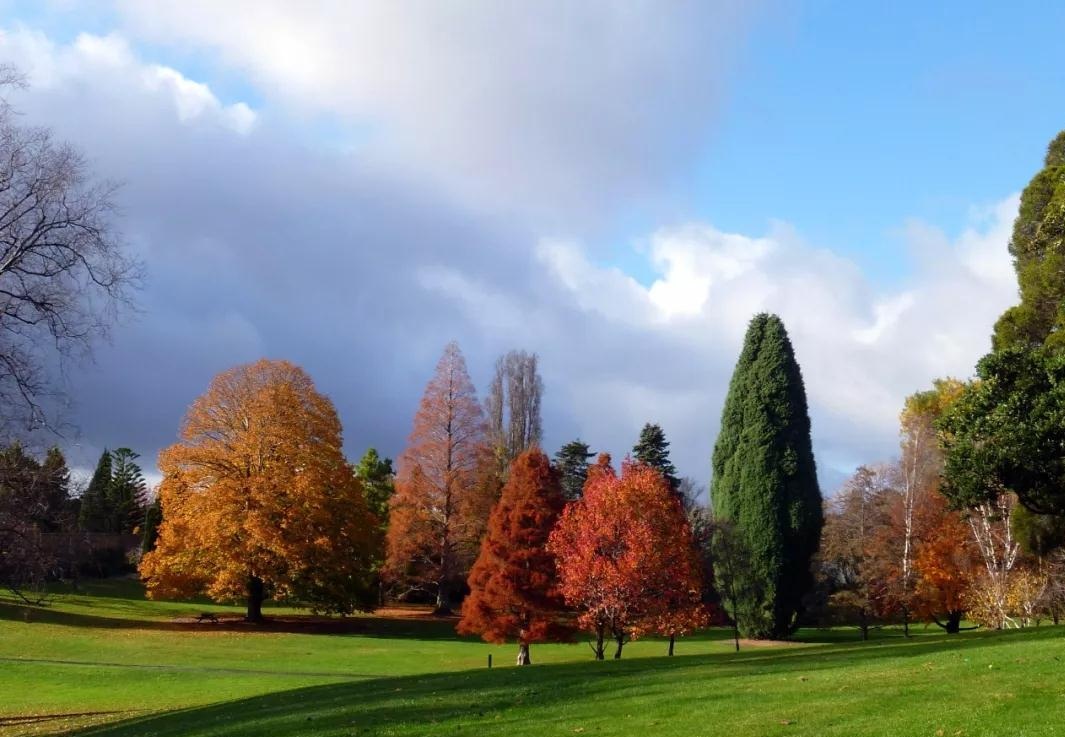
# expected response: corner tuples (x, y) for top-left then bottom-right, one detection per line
(2, 580), (1064, 736)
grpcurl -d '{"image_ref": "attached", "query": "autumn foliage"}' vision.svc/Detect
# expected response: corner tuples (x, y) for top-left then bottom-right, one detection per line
(458, 449), (569, 665)
(549, 456), (706, 659)
(139, 359), (379, 621)
(385, 342), (493, 613)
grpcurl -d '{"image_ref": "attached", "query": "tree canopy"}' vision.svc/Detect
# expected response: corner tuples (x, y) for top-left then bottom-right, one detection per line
(458, 449), (569, 665)
(140, 359), (379, 621)
(711, 313), (822, 639)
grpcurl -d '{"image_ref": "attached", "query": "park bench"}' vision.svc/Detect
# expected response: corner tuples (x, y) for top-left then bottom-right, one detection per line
(195, 612), (219, 623)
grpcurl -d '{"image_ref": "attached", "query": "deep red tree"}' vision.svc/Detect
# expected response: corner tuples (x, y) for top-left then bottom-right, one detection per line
(549, 457), (706, 659)
(458, 448), (570, 665)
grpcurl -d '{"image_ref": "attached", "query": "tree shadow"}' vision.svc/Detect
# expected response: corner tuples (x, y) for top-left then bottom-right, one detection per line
(0, 599), (476, 640)
(67, 626), (1065, 737)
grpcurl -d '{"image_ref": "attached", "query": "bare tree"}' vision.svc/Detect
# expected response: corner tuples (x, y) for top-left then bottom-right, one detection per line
(0, 65), (139, 435)
(485, 350), (543, 472)
(967, 494), (1021, 629)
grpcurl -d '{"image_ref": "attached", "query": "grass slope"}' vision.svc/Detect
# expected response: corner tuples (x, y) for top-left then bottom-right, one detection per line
(2, 580), (1063, 736)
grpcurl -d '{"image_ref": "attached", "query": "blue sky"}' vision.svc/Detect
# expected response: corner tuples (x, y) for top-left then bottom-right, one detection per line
(0, 2), (1054, 490)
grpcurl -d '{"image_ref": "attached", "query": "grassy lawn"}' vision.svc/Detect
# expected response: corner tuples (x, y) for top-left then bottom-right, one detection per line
(2, 580), (1063, 736)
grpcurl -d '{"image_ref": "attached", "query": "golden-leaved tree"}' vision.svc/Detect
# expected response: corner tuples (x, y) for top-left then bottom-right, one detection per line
(140, 359), (379, 621)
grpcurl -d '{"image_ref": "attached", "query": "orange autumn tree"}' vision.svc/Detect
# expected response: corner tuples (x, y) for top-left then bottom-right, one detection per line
(385, 342), (490, 613)
(458, 448), (570, 665)
(912, 492), (979, 633)
(549, 455), (706, 660)
(140, 359), (378, 622)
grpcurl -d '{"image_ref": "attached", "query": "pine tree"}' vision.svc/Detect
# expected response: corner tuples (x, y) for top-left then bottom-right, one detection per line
(79, 449), (112, 533)
(36, 447), (72, 532)
(108, 448), (147, 535)
(632, 423), (680, 494)
(711, 313), (822, 639)
(354, 448), (395, 526)
(553, 439), (594, 501)
(458, 449), (569, 665)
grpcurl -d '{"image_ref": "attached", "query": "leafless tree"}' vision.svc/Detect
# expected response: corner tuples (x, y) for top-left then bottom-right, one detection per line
(485, 350), (543, 472)
(0, 65), (139, 435)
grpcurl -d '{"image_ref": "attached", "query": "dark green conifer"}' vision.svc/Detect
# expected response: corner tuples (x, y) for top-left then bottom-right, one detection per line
(711, 313), (822, 639)
(632, 423), (680, 494)
(553, 439), (594, 500)
(79, 449), (112, 532)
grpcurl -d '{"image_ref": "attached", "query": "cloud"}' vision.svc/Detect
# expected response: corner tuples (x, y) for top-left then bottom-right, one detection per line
(111, 1), (757, 223)
(0, 21), (1023, 499)
(446, 198), (1020, 490)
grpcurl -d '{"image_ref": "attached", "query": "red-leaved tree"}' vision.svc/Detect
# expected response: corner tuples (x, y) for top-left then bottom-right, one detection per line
(549, 455), (706, 659)
(385, 342), (490, 613)
(457, 448), (570, 665)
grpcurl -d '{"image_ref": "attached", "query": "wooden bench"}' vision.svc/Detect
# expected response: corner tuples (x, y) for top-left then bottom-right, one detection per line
(195, 612), (219, 623)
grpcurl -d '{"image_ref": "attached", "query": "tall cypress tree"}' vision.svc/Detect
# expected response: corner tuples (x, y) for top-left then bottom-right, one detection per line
(632, 423), (680, 494)
(553, 440), (594, 500)
(711, 313), (822, 639)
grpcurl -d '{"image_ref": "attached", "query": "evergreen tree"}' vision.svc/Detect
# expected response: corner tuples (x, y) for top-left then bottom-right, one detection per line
(711, 313), (823, 639)
(993, 131), (1065, 351)
(632, 423), (680, 494)
(940, 131), (1065, 519)
(553, 439), (594, 501)
(141, 494), (163, 554)
(108, 448), (147, 535)
(36, 447), (72, 531)
(354, 447), (395, 526)
(79, 449), (112, 532)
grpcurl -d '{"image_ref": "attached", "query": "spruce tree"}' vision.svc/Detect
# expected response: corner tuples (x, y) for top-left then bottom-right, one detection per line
(108, 448), (147, 535)
(632, 423), (680, 493)
(79, 449), (112, 532)
(553, 439), (594, 500)
(711, 313), (822, 639)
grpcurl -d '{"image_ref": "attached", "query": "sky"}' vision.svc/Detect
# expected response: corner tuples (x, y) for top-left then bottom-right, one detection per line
(1, 1), (1064, 495)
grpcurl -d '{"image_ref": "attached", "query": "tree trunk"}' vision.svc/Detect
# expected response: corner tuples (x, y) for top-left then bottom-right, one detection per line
(613, 632), (625, 659)
(246, 575), (265, 623)
(668, 634), (675, 656)
(902, 606), (910, 638)
(731, 603), (741, 652)
(945, 610), (962, 634)
(516, 642), (531, 666)
(433, 584), (452, 616)
(593, 626), (606, 660)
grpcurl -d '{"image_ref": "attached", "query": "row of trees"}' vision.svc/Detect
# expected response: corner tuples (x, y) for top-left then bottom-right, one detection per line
(0, 444), (154, 601)
(819, 130), (1065, 637)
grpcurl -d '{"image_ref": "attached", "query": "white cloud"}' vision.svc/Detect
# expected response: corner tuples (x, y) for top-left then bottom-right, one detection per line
(455, 197), (1020, 486)
(0, 27), (256, 134)
(111, 1), (755, 220)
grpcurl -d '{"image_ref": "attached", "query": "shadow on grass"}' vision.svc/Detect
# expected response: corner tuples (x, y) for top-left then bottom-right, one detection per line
(68, 625), (1065, 737)
(0, 601), (471, 640)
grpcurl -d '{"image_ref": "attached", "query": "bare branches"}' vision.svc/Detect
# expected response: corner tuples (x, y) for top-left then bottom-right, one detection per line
(0, 70), (140, 436)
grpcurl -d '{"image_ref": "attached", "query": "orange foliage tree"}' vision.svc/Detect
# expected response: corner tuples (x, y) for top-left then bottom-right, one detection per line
(458, 448), (569, 665)
(139, 359), (379, 621)
(549, 456), (706, 659)
(912, 493), (979, 633)
(385, 342), (491, 613)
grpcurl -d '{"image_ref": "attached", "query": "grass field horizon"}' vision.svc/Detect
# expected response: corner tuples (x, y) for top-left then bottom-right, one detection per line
(2, 579), (1063, 737)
